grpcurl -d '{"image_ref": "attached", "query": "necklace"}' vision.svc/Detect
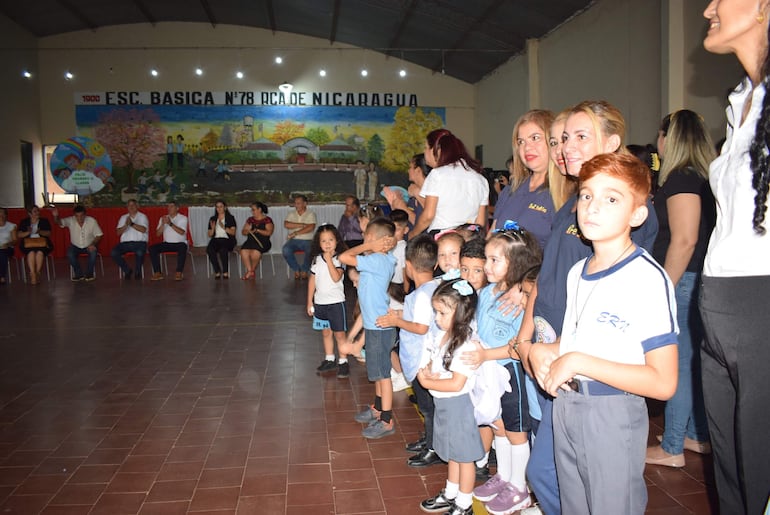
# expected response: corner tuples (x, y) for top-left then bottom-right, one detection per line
(574, 241), (634, 329)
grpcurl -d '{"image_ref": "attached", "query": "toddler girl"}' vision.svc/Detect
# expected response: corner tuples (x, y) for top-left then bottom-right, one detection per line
(418, 278), (484, 515)
(307, 224), (349, 378)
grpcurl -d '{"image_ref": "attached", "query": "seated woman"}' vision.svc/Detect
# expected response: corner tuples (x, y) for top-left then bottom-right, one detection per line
(206, 200), (237, 279)
(17, 205), (53, 285)
(0, 207), (18, 284)
(240, 201), (274, 280)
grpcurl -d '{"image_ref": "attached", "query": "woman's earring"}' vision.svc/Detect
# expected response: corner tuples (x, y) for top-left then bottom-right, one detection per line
(759, 12), (766, 23)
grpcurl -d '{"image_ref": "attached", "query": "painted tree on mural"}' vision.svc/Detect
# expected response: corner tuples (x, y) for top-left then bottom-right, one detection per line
(272, 120), (305, 146)
(382, 107), (443, 172)
(94, 108), (165, 191)
(199, 129), (219, 152)
(306, 127), (332, 146)
(367, 134), (385, 164)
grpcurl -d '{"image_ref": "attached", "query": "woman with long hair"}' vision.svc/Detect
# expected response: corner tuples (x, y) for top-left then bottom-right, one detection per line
(205, 200), (237, 279)
(699, 3), (770, 513)
(409, 129), (489, 239)
(240, 201), (274, 280)
(645, 110), (716, 469)
(492, 110), (568, 249)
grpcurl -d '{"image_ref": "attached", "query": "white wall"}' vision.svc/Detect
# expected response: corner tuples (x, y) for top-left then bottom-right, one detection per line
(0, 15), (41, 208)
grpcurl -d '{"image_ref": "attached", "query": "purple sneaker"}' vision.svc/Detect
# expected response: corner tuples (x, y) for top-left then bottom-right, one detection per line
(484, 483), (531, 515)
(472, 474), (508, 502)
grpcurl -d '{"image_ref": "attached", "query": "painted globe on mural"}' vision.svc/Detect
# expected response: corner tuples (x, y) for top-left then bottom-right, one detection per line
(50, 136), (112, 196)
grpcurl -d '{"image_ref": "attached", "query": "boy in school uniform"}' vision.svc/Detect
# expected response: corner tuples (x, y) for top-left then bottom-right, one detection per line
(339, 218), (398, 439)
(376, 234), (442, 467)
(539, 153), (678, 514)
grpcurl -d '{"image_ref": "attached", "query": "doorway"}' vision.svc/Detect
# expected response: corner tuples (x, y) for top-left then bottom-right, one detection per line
(20, 141), (34, 207)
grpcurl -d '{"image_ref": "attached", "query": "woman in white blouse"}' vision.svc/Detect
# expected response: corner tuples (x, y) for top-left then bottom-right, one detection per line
(700, 2), (770, 514)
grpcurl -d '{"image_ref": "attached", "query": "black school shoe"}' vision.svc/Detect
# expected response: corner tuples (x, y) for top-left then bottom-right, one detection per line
(475, 463), (490, 480)
(405, 435), (426, 453)
(420, 490), (453, 513)
(316, 360), (337, 372)
(336, 362), (350, 378)
(408, 448), (443, 467)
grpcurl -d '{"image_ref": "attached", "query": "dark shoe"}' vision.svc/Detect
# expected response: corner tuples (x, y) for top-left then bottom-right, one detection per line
(475, 463), (490, 481)
(405, 435), (426, 453)
(408, 448), (443, 467)
(445, 504), (473, 515)
(316, 360), (337, 372)
(71, 275), (84, 282)
(84, 275), (95, 282)
(336, 362), (349, 378)
(124, 269), (133, 280)
(361, 419), (395, 439)
(420, 490), (453, 513)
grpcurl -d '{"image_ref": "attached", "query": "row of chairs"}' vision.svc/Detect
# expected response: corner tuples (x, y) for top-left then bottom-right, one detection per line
(6, 250), (279, 282)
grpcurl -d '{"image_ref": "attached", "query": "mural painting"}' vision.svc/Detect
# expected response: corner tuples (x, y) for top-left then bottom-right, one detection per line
(72, 95), (445, 207)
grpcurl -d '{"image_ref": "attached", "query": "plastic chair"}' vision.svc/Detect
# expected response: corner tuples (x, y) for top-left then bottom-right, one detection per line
(160, 247), (196, 275)
(206, 249), (240, 278)
(69, 253), (105, 280)
(259, 253), (277, 279)
(285, 250), (305, 278)
(20, 253), (56, 283)
(116, 251), (145, 279)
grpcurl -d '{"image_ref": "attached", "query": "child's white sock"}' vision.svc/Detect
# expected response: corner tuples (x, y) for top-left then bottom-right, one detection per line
(510, 442), (531, 491)
(324, 354), (335, 361)
(444, 480), (459, 499)
(455, 491), (473, 509)
(494, 435), (513, 482)
(475, 451), (489, 468)
(338, 358), (348, 364)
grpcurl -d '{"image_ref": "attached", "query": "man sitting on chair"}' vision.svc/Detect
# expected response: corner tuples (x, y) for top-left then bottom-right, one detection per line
(282, 194), (316, 280)
(149, 201), (189, 281)
(111, 199), (148, 280)
(53, 205), (103, 282)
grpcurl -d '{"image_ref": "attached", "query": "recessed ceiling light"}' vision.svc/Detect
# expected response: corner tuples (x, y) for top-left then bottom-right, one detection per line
(195, 68), (203, 76)
(150, 69), (159, 77)
(275, 56), (283, 64)
(319, 69), (327, 77)
(236, 71), (244, 79)
(361, 69), (368, 77)
(64, 71), (74, 80)
(399, 69), (406, 77)
(22, 70), (32, 79)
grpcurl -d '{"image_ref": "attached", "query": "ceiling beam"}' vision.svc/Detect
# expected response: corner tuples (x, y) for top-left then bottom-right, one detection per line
(329, 0), (341, 44)
(429, 0), (507, 74)
(56, 0), (98, 31)
(132, 0), (156, 25)
(199, 0), (217, 28)
(266, 0), (276, 34)
(385, 0), (417, 57)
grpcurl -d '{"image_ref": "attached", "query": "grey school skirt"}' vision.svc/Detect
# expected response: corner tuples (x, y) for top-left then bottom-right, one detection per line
(433, 393), (485, 463)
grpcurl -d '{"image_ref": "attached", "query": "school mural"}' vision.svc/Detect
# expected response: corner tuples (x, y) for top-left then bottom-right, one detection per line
(72, 91), (445, 207)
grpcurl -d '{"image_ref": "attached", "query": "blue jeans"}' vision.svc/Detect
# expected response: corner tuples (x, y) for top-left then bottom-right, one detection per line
(111, 241), (147, 275)
(67, 245), (98, 277)
(282, 238), (311, 273)
(527, 389), (560, 515)
(662, 271), (709, 454)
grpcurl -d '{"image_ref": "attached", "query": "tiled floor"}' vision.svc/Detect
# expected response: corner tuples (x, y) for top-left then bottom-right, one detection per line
(0, 258), (717, 514)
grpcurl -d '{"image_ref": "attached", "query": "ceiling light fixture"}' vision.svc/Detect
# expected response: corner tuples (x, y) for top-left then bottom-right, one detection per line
(150, 68), (159, 77)
(361, 69), (368, 77)
(278, 81), (293, 94)
(195, 68), (203, 76)
(319, 69), (327, 77)
(399, 69), (406, 77)
(64, 71), (74, 80)
(236, 71), (244, 79)
(275, 56), (283, 64)
(22, 70), (32, 79)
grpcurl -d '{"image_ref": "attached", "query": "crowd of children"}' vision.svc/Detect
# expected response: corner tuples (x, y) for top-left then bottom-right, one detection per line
(300, 109), (679, 515)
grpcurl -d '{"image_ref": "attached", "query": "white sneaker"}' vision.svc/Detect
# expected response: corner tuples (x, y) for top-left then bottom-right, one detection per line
(390, 370), (410, 392)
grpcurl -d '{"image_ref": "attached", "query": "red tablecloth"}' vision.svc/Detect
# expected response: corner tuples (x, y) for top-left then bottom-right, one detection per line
(7, 206), (188, 259)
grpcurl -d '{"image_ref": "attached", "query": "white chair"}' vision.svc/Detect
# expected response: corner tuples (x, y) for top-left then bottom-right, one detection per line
(259, 253), (277, 279)
(69, 253), (105, 280)
(206, 249), (240, 278)
(160, 247), (197, 276)
(20, 253), (56, 283)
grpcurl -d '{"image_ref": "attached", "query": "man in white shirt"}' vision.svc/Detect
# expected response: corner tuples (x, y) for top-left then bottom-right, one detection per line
(111, 199), (149, 280)
(149, 201), (189, 281)
(282, 194), (317, 280)
(53, 205), (104, 281)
